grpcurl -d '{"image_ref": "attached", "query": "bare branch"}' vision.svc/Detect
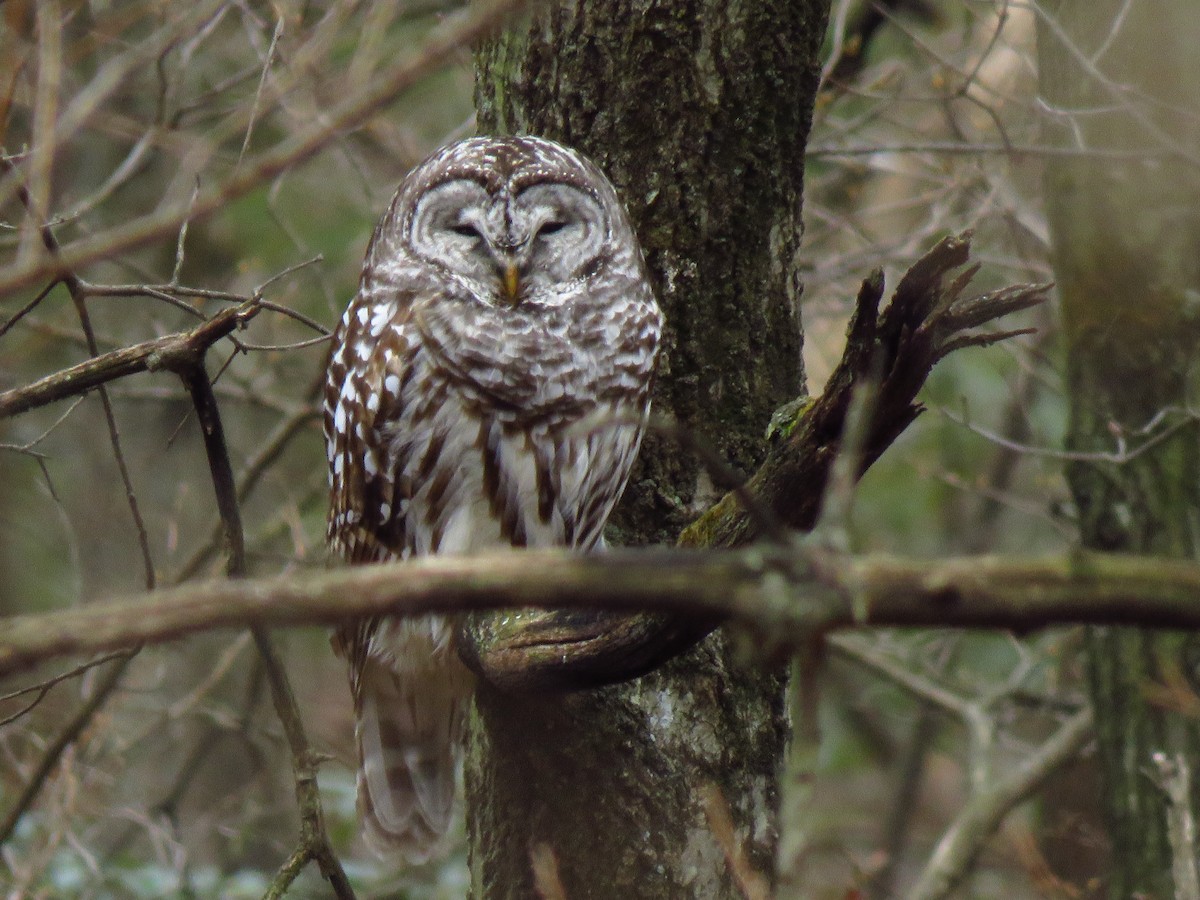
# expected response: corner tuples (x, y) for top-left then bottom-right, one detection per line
(183, 350), (353, 897)
(0, 0), (527, 299)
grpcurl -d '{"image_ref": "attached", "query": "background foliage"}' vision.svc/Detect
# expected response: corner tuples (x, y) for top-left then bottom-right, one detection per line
(0, 2), (1119, 896)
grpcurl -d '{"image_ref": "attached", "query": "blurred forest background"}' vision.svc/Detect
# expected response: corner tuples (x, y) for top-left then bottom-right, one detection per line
(0, 1), (1163, 897)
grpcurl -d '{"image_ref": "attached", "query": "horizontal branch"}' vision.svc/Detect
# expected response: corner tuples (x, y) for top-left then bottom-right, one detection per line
(3, 546), (1200, 679)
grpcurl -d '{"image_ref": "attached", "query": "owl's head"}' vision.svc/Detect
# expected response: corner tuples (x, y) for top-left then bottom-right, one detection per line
(382, 136), (635, 308)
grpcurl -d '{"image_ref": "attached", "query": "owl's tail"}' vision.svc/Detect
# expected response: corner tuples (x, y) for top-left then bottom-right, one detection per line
(353, 648), (472, 863)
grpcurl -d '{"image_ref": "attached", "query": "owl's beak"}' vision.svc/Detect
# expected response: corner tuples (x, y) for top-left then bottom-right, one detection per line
(501, 264), (521, 306)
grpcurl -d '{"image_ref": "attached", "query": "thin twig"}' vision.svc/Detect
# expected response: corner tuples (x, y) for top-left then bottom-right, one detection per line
(0, 650), (132, 728)
(938, 403), (1198, 465)
(831, 634), (972, 720)
(0, 278), (57, 340)
(183, 362), (353, 898)
(907, 708), (1093, 900)
(0, 651), (137, 846)
(237, 15), (285, 173)
(253, 628), (356, 899)
(0, 396), (86, 454)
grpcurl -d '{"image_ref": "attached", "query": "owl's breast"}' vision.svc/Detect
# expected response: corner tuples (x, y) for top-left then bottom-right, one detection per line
(414, 287), (658, 424)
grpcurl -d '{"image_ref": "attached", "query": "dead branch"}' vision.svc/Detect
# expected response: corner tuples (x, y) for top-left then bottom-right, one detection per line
(685, 232), (1049, 550)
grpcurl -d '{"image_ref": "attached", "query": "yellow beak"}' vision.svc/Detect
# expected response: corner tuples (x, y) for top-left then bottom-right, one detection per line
(502, 264), (520, 305)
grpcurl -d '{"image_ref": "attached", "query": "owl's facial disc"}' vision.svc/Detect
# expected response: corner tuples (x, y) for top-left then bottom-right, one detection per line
(410, 178), (607, 308)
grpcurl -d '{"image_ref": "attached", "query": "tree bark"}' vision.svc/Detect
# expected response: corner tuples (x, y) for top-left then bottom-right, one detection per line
(466, 2), (827, 896)
(1039, 3), (1200, 895)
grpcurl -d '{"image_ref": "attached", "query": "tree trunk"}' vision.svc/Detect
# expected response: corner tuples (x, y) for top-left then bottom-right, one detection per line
(1039, 4), (1200, 895)
(465, 2), (827, 896)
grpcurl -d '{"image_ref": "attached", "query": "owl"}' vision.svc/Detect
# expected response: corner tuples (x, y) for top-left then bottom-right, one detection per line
(324, 136), (662, 861)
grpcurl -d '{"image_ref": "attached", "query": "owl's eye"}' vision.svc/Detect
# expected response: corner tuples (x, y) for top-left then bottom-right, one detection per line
(536, 220), (568, 239)
(449, 223), (482, 239)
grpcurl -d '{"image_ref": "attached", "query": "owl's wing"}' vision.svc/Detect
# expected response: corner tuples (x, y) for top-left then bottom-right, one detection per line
(325, 282), (471, 862)
(325, 285), (422, 567)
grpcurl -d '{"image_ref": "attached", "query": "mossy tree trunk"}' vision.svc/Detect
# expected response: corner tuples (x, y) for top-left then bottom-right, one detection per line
(1039, 4), (1200, 895)
(466, 2), (828, 896)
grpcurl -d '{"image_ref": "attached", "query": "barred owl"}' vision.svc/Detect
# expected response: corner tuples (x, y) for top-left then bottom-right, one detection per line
(324, 136), (662, 860)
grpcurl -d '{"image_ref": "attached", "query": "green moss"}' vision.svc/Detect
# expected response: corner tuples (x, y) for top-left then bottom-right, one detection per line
(765, 395), (815, 444)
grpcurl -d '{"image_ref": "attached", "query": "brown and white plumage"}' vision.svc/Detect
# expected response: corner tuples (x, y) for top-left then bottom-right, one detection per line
(324, 136), (661, 861)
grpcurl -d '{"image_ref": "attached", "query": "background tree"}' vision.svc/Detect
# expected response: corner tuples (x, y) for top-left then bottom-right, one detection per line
(1040, 2), (1200, 895)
